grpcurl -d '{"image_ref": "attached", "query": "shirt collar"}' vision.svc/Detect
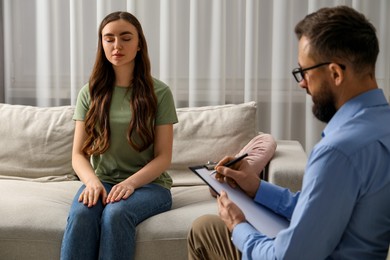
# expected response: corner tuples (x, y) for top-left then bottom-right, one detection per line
(322, 89), (388, 138)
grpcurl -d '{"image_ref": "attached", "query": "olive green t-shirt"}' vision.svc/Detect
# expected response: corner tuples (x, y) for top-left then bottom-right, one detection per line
(73, 78), (178, 189)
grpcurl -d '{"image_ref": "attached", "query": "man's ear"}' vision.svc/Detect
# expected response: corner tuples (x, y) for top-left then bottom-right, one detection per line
(329, 63), (345, 86)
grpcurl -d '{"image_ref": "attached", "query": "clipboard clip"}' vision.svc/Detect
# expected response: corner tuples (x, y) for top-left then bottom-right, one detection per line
(204, 161), (217, 170)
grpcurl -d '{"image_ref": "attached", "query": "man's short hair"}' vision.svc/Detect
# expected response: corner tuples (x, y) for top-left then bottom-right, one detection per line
(294, 5), (379, 73)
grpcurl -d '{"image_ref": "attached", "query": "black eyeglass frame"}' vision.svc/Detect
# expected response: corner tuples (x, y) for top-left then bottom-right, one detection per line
(292, 62), (346, 83)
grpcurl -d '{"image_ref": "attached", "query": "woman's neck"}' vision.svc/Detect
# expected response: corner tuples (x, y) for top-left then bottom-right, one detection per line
(113, 63), (134, 87)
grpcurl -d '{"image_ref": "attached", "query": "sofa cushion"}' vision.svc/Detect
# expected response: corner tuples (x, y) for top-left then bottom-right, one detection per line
(0, 180), (82, 259)
(0, 180), (217, 260)
(170, 102), (257, 185)
(0, 104), (76, 181)
(135, 185), (217, 259)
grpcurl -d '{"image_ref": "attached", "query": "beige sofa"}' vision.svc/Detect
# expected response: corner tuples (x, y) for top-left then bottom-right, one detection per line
(0, 101), (307, 260)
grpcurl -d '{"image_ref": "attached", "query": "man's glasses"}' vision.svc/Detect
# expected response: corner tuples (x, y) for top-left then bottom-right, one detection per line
(292, 62), (346, 83)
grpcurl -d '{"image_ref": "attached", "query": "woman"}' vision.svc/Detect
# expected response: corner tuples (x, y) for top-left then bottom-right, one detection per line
(61, 11), (178, 260)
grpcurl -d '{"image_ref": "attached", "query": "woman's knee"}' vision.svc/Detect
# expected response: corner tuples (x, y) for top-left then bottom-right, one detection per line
(102, 202), (137, 225)
(68, 201), (103, 224)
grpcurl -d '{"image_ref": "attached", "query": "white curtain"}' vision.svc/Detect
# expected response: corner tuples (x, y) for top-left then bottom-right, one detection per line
(2, 0), (390, 152)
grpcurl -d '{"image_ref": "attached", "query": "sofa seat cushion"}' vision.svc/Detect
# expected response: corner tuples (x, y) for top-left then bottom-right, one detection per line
(0, 180), (81, 259)
(135, 185), (217, 259)
(0, 180), (81, 238)
(0, 180), (217, 260)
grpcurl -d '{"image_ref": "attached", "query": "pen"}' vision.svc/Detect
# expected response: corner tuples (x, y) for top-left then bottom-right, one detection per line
(210, 153), (249, 175)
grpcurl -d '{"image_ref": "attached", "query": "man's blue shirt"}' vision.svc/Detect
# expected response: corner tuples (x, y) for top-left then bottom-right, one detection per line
(232, 89), (390, 259)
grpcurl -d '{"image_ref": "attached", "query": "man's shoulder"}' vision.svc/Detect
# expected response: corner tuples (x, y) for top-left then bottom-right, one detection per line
(321, 113), (390, 155)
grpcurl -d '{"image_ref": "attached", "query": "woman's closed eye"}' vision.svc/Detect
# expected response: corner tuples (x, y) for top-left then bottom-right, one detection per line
(103, 37), (131, 43)
(104, 37), (114, 43)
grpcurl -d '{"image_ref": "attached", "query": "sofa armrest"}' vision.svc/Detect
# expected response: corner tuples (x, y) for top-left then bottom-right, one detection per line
(263, 140), (307, 193)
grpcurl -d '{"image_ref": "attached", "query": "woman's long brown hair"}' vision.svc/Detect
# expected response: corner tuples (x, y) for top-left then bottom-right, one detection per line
(82, 11), (157, 155)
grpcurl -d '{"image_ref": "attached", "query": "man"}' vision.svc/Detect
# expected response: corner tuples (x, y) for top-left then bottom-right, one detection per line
(187, 6), (390, 259)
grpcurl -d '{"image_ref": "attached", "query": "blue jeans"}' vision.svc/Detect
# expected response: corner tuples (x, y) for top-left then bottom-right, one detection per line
(60, 182), (172, 260)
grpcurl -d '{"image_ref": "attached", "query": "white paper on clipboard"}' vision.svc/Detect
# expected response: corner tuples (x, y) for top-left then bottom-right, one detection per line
(189, 166), (289, 238)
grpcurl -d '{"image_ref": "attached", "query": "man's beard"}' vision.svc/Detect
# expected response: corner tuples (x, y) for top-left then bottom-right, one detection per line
(311, 81), (337, 123)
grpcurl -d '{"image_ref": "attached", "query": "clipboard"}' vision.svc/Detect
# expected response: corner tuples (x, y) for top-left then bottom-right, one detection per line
(189, 165), (289, 238)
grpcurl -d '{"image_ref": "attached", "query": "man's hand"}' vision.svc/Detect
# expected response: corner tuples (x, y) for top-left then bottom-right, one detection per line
(215, 156), (261, 198)
(218, 190), (246, 232)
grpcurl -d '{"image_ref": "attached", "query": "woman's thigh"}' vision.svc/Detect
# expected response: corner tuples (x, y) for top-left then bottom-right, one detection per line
(67, 184), (107, 222)
(103, 183), (172, 224)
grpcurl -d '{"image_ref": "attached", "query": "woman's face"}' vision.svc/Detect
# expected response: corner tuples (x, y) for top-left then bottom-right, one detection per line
(101, 19), (140, 70)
